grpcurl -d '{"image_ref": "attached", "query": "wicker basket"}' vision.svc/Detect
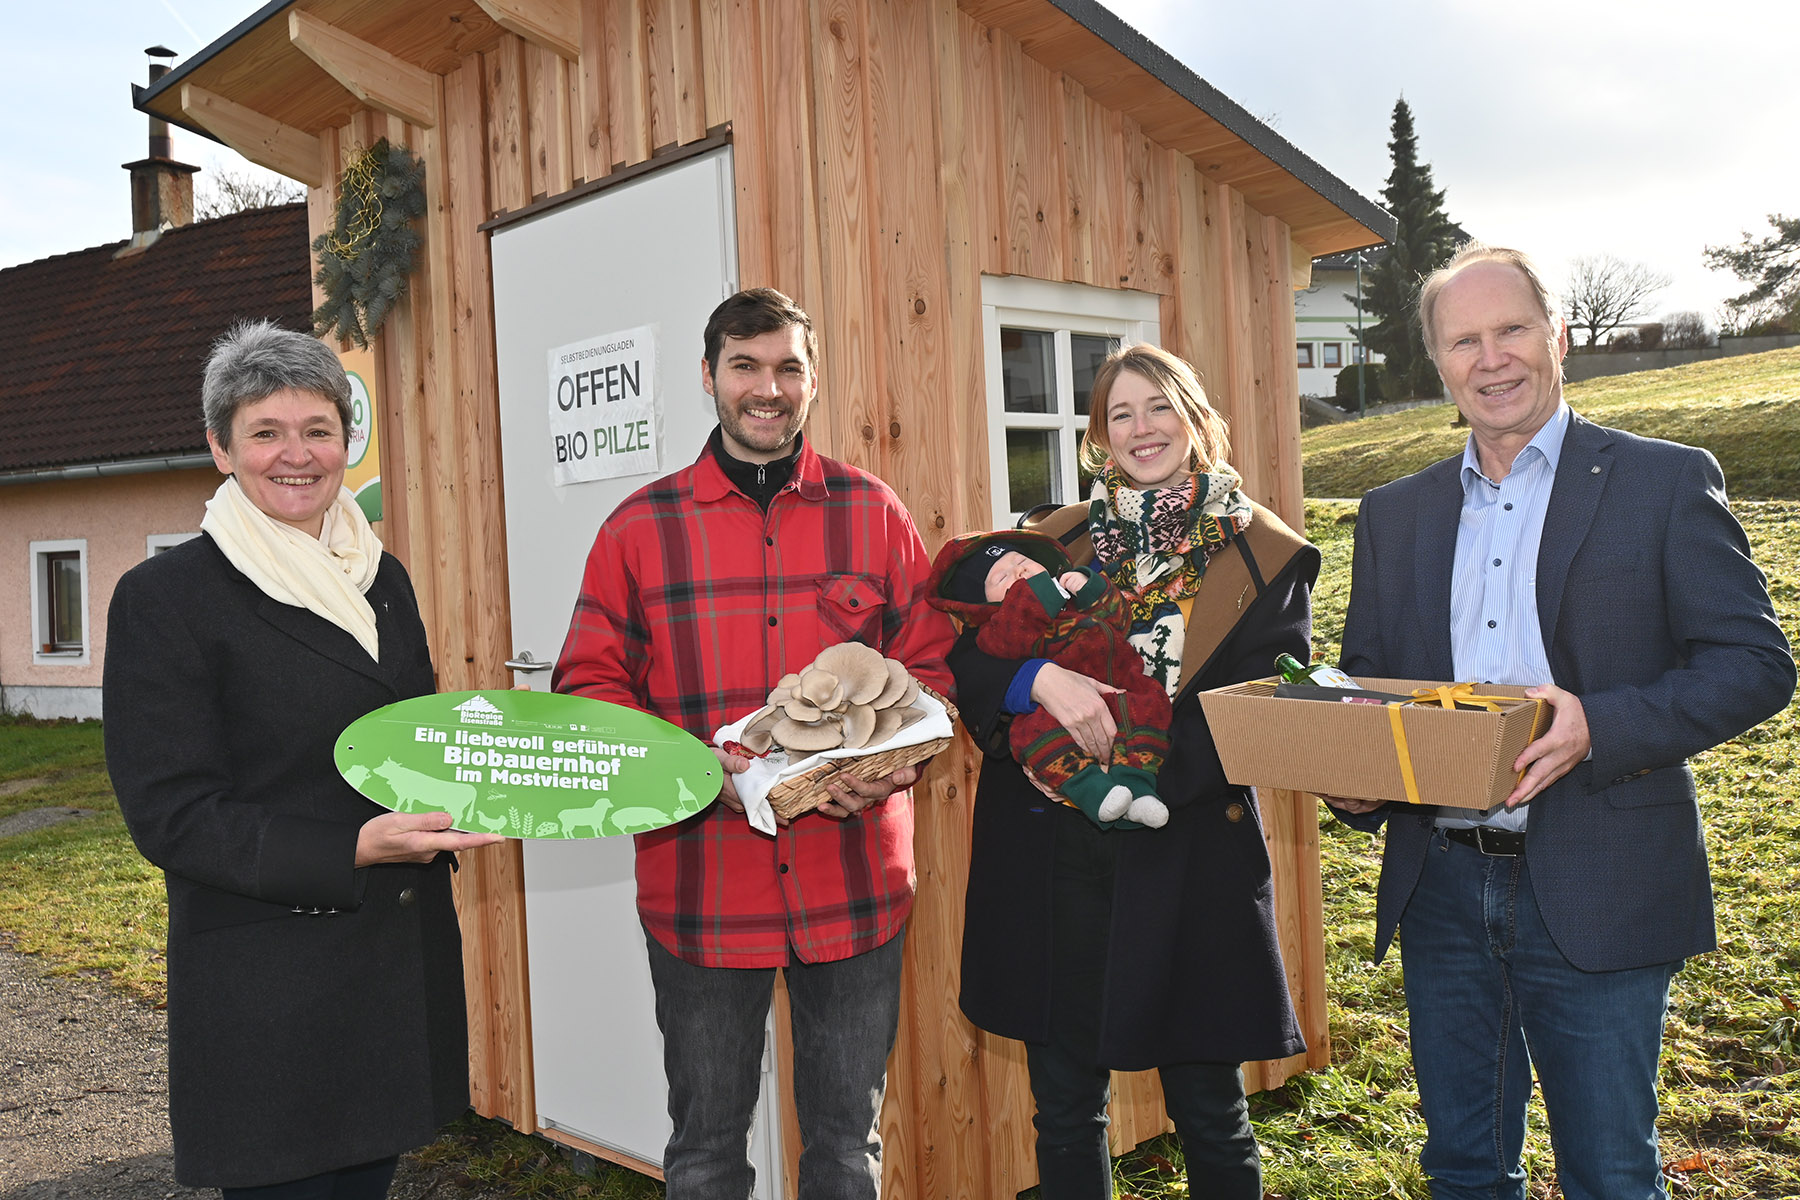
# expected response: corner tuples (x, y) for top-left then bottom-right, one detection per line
(765, 684), (958, 819)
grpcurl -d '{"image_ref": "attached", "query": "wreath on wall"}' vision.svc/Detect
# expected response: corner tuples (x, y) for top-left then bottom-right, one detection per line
(310, 139), (427, 348)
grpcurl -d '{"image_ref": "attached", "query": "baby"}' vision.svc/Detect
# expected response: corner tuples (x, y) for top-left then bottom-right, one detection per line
(928, 530), (1171, 828)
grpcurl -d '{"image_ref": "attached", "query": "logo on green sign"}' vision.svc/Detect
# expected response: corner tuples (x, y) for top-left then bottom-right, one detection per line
(334, 690), (721, 838)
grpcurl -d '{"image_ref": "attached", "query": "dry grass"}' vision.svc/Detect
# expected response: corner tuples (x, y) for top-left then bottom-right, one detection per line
(1, 350), (1794, 1196)
(1303, 348), (1800, 500)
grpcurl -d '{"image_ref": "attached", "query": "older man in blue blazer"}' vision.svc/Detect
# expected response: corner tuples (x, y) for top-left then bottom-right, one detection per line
(1328, 244), (1794, 1200)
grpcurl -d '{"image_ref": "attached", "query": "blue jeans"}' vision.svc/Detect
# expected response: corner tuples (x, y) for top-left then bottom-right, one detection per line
(219, 1157), (397, 1200)
(1025, 809), (1261, 1200)
(643, 926), (905, 1200)
(1400, 830), (1678, 1200)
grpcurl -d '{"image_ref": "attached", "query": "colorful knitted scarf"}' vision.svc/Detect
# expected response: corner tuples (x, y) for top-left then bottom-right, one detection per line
(1087, 463), (1252, 694)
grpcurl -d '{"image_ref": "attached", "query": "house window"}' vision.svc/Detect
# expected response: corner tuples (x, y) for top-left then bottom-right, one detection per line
(1322, 343), (1343, 369)
(31, 540), (90, 663)
(982, 277), (1161, 527)
(1297, 342), (1315, 368)
(147, 532), (200, 557)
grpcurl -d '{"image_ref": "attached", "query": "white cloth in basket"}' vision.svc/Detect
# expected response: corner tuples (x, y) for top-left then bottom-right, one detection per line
(711, 691), (954, 835)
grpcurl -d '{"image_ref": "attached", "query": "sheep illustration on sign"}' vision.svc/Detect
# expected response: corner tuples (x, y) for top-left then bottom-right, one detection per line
(334, 690), (720, 838)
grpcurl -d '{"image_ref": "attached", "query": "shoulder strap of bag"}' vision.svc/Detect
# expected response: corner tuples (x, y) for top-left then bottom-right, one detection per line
(1019, 501), (1093, 559)
(1175, 501), (1308, 693)
(1024, 500), (1309, 692)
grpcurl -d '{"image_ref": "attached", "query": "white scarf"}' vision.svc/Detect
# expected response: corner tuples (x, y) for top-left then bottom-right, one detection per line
(201, 476), (384, 662)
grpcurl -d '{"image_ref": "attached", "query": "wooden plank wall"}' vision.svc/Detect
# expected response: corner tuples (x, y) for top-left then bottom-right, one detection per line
(310, 49), (533, 1133)
(303, 0), (1327, 1193)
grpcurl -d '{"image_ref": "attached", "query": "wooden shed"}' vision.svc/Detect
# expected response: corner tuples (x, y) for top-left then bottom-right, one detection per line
(137, 1), (1391, 1194)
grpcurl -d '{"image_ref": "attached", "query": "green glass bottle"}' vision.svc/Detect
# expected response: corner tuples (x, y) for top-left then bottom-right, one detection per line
(1274, 652), (1358, 689)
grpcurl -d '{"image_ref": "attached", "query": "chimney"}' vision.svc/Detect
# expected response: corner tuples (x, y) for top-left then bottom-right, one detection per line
(122, 46), (199, 238)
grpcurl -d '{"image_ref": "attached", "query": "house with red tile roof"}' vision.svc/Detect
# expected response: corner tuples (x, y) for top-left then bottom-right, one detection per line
(1, 136), (310, 718)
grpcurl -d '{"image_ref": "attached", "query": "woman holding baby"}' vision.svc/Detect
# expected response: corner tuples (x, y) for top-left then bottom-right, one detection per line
(945, 344), (1321, 1197)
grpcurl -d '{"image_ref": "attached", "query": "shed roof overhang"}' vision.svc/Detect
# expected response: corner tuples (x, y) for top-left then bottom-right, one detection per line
(136, 0), (1392, 255)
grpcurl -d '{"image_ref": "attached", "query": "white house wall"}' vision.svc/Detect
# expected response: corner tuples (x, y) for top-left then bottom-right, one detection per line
(1293, 265), (1383, 398)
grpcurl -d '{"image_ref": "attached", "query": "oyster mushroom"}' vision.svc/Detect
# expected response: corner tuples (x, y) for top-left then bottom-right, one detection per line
(782, 697), (823, 722)
(799, 667), (843, 710)
(868, 707), (905, 745)
(837, 655), (889, 707)
(840, 703), (877, 749)
(740, 706), (782, 754)
(815, 642), (885, 685)
(870, 658), (912, 710)
(774, 715), (842, 753)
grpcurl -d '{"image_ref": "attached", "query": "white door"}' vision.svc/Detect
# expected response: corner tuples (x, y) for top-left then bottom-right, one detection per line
(490, 146), (786, 1194)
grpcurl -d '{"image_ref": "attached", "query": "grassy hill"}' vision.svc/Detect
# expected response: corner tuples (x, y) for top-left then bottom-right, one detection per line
(1278, 348), (1800, 1197)
(1, 350), (1796, 1198)
(1303, 347), (1800, 500)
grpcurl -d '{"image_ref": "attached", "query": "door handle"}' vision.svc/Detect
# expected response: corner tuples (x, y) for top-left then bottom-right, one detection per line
(506, 650), (554, 673)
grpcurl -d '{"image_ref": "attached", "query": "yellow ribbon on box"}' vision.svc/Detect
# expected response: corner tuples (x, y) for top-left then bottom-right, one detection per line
(1409, 682), (1509, 714)
(1384, 684), (1548, 806)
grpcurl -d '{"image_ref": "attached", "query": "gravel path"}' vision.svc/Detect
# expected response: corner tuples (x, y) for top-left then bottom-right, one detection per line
(0, 945), (502, 1200)
(0, 945), (204, 1200)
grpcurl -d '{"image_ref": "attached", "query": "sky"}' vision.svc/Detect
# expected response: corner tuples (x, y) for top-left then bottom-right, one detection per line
(5, 0), (1796, 324)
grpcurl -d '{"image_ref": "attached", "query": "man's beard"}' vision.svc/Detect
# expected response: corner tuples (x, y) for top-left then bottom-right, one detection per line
(719, 399), (804, 456)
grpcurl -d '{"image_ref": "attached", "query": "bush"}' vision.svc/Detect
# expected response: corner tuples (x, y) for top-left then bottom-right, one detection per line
(1612, 323), (1663, 351)
(1333, 362), (1387, 409)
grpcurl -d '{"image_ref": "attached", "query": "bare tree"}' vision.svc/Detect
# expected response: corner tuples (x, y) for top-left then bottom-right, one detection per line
(194, 167), (306, 220)
(1660, 311), (1713, 349)
(1564, 256), (1672, 348)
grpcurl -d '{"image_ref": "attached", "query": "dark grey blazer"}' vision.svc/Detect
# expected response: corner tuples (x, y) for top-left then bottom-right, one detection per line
(103, 534), (470, 1189)
(1338, 413), (1794, 973)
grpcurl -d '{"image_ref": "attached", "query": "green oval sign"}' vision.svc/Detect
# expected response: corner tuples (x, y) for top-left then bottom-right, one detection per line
(334, 690), (721, 838)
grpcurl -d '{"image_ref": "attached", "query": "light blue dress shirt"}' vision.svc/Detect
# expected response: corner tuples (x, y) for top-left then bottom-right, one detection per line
(1440, 403), (1571, 831)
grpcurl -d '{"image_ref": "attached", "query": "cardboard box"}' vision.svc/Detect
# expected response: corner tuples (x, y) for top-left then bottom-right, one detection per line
(1198, 676), (1548, 809)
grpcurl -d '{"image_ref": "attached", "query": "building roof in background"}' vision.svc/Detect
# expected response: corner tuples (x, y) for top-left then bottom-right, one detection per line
(0, 202), (312, 474)
(1314, 246), (1386, 270)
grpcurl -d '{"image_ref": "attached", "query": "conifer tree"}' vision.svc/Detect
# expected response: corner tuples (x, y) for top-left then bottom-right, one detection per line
(1705, 214), (1800, 335)
(1350, 98), (1464, 399)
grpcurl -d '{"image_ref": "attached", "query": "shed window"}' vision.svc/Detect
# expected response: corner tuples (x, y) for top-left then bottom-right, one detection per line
(982, 278), (1161, 527)
(1322, 343), (1343, 369)
(31, 540), (89, 663)
(1296, 342), (1315, 368)
(147, 532), (200, 557)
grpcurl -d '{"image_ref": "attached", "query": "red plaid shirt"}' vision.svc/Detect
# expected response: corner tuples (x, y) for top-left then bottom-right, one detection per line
(553, 440), (955, 967)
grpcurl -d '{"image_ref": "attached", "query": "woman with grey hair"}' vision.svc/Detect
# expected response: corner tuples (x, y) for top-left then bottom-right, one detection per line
(103, 320), (499, 1199)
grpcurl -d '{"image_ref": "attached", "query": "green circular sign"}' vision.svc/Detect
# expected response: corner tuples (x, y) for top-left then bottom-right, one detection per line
(335, 690), (721, 837)
(344, 369), (372, 469)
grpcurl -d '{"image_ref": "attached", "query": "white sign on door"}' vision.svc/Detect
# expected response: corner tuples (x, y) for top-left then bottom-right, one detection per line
(547, 324), (660, 485)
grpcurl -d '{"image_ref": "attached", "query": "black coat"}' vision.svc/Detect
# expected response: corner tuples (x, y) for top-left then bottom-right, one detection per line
(952, 503), (1317, 1070)
(103, 534), (470, 1189)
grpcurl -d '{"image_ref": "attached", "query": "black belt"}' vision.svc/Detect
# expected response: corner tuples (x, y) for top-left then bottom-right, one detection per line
(1442, 825), (1526, 857)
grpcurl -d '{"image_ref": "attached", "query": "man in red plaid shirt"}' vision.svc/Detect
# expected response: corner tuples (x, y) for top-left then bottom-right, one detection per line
(553, 287), (955, 1199)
